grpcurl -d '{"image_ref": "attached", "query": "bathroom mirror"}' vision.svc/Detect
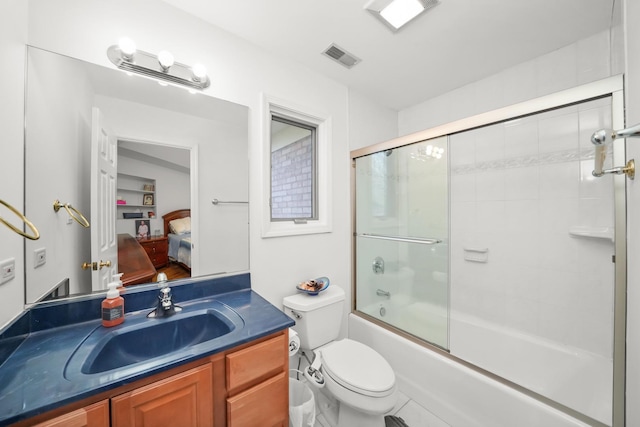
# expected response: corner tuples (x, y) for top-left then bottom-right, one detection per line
(24, 46), (249, 304)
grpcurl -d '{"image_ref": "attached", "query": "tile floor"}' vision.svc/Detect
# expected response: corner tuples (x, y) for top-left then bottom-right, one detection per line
(312, 391), (450, 427)
(386, 392), (450, 427)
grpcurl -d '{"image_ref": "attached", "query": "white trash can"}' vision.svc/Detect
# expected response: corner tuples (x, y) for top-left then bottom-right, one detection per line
(289, 378), (316, 427)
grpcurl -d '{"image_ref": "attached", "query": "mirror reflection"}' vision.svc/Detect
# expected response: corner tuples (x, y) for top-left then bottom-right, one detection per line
(24, 46), (249, 304)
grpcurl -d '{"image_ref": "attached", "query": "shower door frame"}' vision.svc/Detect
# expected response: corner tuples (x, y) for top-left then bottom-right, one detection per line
(351, 75), (626, 426)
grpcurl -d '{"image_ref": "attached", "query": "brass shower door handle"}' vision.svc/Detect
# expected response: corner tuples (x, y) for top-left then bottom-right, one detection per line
(81, 260), (112, 270)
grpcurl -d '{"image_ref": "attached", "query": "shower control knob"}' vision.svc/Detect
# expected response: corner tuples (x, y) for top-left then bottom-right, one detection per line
(372, 256), (385, 274)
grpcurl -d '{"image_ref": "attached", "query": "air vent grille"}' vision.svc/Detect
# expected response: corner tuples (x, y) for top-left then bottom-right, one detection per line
(322, 44), (361, 69)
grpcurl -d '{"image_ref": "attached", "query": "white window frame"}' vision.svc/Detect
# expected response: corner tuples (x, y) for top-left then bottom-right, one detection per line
(261, 93), (332, 238)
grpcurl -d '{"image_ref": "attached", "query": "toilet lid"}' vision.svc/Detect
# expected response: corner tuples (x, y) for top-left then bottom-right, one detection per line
(320, 339), (395, 397)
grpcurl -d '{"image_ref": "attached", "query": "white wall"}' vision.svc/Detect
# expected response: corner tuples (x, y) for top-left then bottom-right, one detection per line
(623, 0), (640, 425)
(0, 1), (28, 326)
(348, 89), (398, 151)
(399, 30), (614, 136)
(24, 47), (94, 301)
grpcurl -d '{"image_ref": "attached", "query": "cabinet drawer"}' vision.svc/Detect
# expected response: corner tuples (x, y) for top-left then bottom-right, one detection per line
(227, 371), (287, 427)
(226, 334), (285, 394)
(33, 400), (109, 427)
(141, 240), (167, 254)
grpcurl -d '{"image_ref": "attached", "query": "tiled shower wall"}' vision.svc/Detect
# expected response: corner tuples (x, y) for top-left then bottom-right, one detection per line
(448, 98), (615, 424)
(449, 97), (614, 356)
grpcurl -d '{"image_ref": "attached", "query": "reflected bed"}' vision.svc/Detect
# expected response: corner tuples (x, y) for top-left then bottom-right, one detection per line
(163, 209), (192, 273)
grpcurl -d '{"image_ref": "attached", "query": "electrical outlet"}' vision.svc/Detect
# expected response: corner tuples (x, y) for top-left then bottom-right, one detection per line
(0, 258), (15, 285)
(34, 247), (46, 268)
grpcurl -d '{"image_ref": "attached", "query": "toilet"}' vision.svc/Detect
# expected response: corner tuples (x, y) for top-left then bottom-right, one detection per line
(283, 286), (397, 427)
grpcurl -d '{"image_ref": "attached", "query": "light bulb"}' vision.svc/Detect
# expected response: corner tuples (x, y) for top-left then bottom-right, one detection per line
(118, 37), (136, 61)
(157, 50), (174, 71)
(191, 63), (207, 82)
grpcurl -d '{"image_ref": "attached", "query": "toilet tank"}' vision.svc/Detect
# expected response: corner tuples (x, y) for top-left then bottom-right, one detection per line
(283, 285), (345, 350)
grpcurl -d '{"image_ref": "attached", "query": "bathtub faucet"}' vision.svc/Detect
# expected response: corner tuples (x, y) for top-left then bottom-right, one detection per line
(376, 289), (391, 298)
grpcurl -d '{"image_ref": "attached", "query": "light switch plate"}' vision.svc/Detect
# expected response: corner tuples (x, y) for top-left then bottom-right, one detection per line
(0, 258), (15, 285)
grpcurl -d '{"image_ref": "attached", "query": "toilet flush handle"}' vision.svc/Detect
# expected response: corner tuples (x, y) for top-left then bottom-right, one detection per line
(289, 309), (302, 320)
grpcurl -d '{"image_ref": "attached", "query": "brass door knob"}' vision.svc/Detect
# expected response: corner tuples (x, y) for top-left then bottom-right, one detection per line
(82, 260), (112, 270)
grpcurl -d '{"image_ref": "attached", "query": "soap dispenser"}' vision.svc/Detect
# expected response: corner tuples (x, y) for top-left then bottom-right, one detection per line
(102, 275), (125, 327)
(112, 273), (124, 289)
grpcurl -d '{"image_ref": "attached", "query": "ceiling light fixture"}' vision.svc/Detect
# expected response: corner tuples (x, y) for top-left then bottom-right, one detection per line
(365, 0), (440, 32)
(107, 39), (210, 90)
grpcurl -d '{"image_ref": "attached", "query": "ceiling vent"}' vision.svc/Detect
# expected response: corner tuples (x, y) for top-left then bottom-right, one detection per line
(322, 44), (361, 69)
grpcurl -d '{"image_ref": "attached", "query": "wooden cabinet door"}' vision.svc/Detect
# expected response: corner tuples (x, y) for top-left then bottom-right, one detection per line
(33, 400), (109, 427)
(227, 371), (288, 427)
(111, 364), (213, 427)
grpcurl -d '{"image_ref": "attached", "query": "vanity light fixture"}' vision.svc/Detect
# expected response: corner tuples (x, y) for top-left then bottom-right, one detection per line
(157, 50), (175, 71)
(107, 38), (210, 90)
(191, 63), (207, 82)
(118, 37), (136, 61)
(365, 0), (440, 32)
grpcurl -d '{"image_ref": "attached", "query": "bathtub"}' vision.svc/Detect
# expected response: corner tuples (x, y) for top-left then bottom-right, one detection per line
(360, 297), (449, 349)
(349, 313), (600, 427)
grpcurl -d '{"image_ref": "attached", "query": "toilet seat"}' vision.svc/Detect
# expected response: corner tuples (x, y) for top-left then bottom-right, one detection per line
(320, 339), (395, 398)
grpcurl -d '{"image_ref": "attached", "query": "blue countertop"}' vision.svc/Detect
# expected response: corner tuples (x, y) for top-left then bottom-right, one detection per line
(0, 273), (294, 425)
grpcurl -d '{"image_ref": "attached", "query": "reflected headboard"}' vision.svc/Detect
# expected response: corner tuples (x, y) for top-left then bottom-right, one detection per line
(162, 209), (191, 236)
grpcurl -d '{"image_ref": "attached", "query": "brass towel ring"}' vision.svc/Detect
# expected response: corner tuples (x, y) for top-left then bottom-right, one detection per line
(53, 200), (90, 228)
(0, 199), (40, 240)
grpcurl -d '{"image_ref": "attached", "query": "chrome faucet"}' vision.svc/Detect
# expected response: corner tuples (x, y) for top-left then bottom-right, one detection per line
(147, 272), (182, 318)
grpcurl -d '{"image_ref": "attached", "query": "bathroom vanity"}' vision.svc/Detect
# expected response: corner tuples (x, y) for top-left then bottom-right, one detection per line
(17, 332), (287, 426)
(0, 273), (293, 427)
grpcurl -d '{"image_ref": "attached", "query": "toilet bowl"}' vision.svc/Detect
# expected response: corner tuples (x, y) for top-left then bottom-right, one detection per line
(283, 286), (397, 427)
(320, 339), (397, 423)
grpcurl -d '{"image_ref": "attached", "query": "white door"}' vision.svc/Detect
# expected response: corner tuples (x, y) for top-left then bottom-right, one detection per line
(90, 107), (118, 291)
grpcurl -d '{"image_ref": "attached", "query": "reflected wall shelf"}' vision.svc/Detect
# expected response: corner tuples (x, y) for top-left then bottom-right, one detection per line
(117, 173), (157, 220)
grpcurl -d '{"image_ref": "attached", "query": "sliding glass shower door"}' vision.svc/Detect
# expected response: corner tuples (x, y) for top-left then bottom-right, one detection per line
(352, 85), (624, 426)
(354, 137), (449, 349)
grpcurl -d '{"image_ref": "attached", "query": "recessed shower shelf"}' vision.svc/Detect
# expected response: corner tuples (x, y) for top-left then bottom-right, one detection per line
(568, 226), (614, 242)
